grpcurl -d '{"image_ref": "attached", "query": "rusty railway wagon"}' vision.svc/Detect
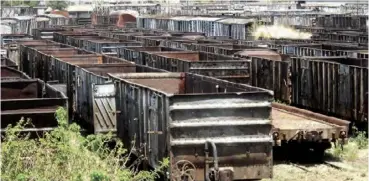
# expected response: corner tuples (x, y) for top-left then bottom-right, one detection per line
(84, 38), (143, 56)
(32, 27), (67, 40)
(271, 102), (349, 160)
(49, 29), (364, 126)
(234, 51), (367, 127)
(118, 46), (183, 65)
(53, 31), (99, 44)
(1, 66), (31, 80)
(139, 50), (251, 84)
(16, 40), (167, 134)
(290, 56), (368, 126)
(1, 57), (18, 69)
(52, 30), (357, 124)
(280, 43), (368, 58)
(27, 46), (96, 81)
(314, 31), (368, 45)
(1, 79), (68, 136)
(61, 35), (349, 153)
(17, 41), (74, 78)
(8, 36), (352, 180)
(0, 33), (32, 46)
(108, 72), (274, 181)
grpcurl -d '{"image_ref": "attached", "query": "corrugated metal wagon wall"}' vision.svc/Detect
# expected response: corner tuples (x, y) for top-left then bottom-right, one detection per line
(251, 57), (291, 103)
(291, 58), (368, 123)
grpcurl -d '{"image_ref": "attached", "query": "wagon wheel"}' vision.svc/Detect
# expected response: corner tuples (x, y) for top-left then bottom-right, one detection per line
(172, 160), (197, 181)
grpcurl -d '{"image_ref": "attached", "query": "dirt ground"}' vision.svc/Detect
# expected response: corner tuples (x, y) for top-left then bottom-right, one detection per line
(262, 148), (368, 181)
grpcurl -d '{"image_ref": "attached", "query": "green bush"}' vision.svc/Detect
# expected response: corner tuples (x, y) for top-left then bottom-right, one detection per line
(327, 126), (368, 161)
(1, 107), (169, 181)
(351, 126), (368, 149)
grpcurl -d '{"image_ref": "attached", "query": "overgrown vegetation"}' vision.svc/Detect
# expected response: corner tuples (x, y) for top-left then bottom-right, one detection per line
(1, 107), (169, 181)
(46, 0), (68, 10)
(1, 0), (40, 7)
(327, 126), (368, 161)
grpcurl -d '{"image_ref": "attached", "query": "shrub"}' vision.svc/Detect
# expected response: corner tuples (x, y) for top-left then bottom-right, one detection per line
(1, 107), (169, 181)
(327, 126), (368, 161)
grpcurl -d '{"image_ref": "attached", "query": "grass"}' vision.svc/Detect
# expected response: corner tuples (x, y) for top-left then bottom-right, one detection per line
(262, 129), (368, 181)
(1, 107), (169, 181)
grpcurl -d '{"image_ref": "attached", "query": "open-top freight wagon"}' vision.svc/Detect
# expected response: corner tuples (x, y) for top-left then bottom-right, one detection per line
(108, 72), (274, 181)
(1, 79), (68, 136)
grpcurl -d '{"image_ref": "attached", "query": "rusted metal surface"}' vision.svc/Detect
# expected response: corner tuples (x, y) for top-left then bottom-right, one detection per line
(1, 79), (68, 133)
(53, 31), (98, 44)
(32, 28), (66, 40)
(280, 43), (368, 58)
(118, 46), (182, 65)
(297, 56), (368, 68)
(291, 57), (368, 123)
(1, 66), (30, 80)
(315, 31), (368, 44)
(111, 33), (158, 41)
(235, 49), (286, 61)
(17, 40), (70, 75)
(146, 51), (251, 84)
(109, 72), (273, 181)
(191, 44), (266, 56)
(66, 35), (101, 48)
(39, 52), (165, 133)
(248, 57), (291, 103)
(1, 57), (17, 69)
(271, 102), (349, 147)
(1, 33), (32, 46)
(48, 55), (107, 118)
(272, 102), (350, 132)
(24, 46), (74, 79)
(29, 47), (94, 81)
(74, 58), (167, 133)
(85, 39), (143, 55)
(316, 15), (368, 30)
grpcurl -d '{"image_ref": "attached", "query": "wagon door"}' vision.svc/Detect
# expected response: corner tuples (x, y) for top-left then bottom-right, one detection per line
(299, 59), (312, 107)
(125, 85), (141, 150)
(92, 83), (117, 134)
(338, 64), (351, 118)
(147, 93), (165, 168)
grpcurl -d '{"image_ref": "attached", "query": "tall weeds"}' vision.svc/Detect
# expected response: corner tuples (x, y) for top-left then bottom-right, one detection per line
(1, 107), (169, 181)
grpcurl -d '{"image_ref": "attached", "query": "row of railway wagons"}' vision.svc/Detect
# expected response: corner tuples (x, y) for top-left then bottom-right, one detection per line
(3, 20), (365, 180)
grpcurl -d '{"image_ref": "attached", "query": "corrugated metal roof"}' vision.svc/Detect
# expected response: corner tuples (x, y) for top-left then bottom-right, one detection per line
(45, 14), (67, 18)
(235, 49), (280, 56)
(35, 17), (50, 22)
(1, 19), (18, 24)
(14, 16), (34, 20)
(216, 18), (257, 24)
(191, 17), (222, 21)
(67, 5), (94, 12)
(302, 2), (345, 7)
(170, 16), (195, 21)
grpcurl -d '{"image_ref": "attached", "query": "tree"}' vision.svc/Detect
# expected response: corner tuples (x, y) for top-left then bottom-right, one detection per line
(1, 0), (40, 7)
(46, 0), (68, 10)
